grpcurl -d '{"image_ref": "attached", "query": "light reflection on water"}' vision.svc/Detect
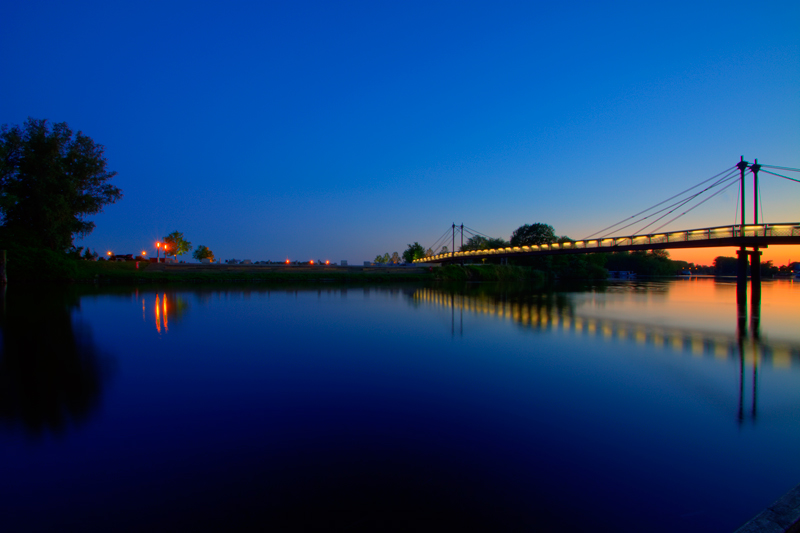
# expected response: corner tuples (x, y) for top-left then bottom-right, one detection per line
(414, 281), (800, 371)
(414, 280), (800, 430)
(0, 280), (798, 532)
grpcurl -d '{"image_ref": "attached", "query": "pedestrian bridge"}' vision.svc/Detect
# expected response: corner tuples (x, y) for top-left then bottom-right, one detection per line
(414, 223), (800, 264)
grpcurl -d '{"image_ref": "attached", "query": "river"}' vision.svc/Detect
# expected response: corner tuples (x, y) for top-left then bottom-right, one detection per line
(1, 279), (798, 531)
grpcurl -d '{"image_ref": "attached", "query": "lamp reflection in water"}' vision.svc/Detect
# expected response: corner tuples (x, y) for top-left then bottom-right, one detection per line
(155, 294), (162, 333)
(151, 292), (189, 334)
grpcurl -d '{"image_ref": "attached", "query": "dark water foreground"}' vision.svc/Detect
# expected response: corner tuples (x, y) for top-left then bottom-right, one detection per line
(1, 280), (799, 532)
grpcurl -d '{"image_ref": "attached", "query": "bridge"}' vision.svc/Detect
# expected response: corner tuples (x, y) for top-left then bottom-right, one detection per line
(414, 158), (800, 302)
(416, 222), (800, 262)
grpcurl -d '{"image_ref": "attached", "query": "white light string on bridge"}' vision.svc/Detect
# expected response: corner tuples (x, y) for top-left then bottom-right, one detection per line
(582, 165), (738, 240)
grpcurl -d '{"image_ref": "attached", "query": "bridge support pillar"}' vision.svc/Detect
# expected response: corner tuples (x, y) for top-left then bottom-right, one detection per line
(736, 247), (748, 304)
(750, 248), (762, 311)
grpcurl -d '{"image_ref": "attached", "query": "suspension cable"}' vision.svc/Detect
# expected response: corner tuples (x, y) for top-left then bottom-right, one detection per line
(650, 179), (740, 233)
(426, 227), (453, 254)
(761, 169), (800, 184)
(606, 170), (739, 237)
(582, 165), (737, 239)
(761, 164), (800, 172)
(463, 226), (493, 239)
(630, 172), (740, 235)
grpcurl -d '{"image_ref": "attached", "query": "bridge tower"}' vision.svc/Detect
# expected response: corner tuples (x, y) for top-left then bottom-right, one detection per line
(735, 157), (763, 309)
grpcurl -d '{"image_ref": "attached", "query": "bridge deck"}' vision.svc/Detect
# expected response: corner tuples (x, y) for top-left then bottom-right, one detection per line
(415, 223), (800, 263)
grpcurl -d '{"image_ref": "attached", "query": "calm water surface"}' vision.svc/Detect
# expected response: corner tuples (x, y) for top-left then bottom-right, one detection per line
(1, 279), (799, 531)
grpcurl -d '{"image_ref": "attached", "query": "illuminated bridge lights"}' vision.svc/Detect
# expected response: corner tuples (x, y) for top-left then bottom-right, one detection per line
(413, 223), (800, 263)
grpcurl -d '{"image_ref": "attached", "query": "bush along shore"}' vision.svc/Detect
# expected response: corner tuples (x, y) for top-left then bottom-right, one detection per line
(434, 264), (545, 283)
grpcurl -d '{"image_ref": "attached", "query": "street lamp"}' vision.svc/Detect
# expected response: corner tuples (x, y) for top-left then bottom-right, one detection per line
(156, 242), (161, 262)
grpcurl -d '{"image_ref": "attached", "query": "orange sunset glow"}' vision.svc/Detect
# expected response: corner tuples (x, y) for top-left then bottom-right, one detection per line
(668, 245), (800, 267)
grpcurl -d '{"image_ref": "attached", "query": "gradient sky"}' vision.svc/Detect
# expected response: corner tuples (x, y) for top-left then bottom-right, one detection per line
(2, 1), (799, 265)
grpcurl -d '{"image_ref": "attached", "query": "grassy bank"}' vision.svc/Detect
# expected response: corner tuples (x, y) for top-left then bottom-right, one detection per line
(0, 248), (435, 284)
(435, 264), (545, 283)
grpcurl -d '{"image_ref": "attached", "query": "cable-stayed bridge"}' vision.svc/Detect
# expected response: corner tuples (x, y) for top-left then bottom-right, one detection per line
(415, 159), (800, 265)
(419, 222), (800, 261)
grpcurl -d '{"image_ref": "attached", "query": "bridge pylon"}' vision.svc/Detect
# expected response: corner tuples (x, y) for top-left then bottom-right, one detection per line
(735, 157), (763, 308)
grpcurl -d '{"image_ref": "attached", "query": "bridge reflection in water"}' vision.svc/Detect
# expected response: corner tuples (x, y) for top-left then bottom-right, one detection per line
(413, 286), (800, 425)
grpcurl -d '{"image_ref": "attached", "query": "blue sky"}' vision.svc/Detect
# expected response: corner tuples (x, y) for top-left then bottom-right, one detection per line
(3, 1), (798, 264)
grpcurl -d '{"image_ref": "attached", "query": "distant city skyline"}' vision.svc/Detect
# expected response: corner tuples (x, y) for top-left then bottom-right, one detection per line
(3, 1), (798, 265)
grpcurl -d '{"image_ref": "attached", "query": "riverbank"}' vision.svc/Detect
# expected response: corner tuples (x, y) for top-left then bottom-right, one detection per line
(1, 247), (558, 283)
(82, 261), (436, 283)
(734, 482), (800, 532)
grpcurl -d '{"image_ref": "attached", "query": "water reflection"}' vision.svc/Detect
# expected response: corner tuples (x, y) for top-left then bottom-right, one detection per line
(147, 291), (190, 333)
(414, 284), (800, 426)
(0, 286), (110, 438)
(413, 285), (800, 368)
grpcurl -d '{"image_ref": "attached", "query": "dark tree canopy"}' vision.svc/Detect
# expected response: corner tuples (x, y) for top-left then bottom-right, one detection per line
(192, 245), (214, 262)
(0, 118), (122, 250)
(163, 231), (192, 260)
(510, 223), (557, 247)
(402, 242), (426, 263)
(461, 235), (510, 251)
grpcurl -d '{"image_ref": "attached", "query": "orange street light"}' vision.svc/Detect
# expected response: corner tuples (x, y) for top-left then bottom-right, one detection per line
(285, 258), (290, 264)
(310, 260), (314, 265)
(107, 251), (112, 256)
(142, 250), (147, 256)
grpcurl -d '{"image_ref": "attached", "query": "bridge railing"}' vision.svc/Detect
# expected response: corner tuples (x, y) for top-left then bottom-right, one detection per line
(416, 223), (800, 263)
